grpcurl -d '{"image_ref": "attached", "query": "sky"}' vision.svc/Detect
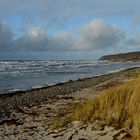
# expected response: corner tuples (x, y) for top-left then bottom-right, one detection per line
(0, 0), (140, 60)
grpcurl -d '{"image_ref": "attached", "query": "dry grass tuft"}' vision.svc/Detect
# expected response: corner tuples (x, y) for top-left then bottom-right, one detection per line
(73, 75), (140, 139)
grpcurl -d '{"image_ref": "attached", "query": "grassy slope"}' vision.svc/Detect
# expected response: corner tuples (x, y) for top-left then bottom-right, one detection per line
(73, 76), (140, 139)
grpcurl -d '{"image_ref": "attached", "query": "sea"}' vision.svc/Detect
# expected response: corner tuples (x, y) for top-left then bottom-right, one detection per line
(0, 60), (140, 94)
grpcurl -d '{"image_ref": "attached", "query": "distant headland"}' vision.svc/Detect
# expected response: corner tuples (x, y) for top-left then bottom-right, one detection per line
(99, 51), (140, 62)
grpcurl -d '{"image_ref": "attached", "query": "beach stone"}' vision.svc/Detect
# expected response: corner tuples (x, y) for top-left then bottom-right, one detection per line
(0, 68), (138, 140)
(0, 112), (25, 126)
(72, 121), (83, 128)
(117, 133), (127, 139)
(110, 128), (125, 137)
(98, 135), (114, 140)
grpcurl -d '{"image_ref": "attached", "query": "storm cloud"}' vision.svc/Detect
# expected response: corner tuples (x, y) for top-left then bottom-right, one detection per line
(12, 27), (73, 53)
(0, 19), (140, 58)
(0, 0), (140, 59)
(0, 0), (138, 26)
(0, 22), (12, 48)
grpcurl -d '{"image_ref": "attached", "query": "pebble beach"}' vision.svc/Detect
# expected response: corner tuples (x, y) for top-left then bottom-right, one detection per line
(0, 67), (140, 140)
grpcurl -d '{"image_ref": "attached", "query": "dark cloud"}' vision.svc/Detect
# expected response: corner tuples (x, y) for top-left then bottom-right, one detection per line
(12, 27), (73, 53)
(0, 22), (12, 48)
(127, 38), (140, 46)
(11, 20), (125, 53)
(0, 19), (140, 59)
(0, 0), (139, 59)
(132, 17), (140, 26)
(0, 0), (138, 25)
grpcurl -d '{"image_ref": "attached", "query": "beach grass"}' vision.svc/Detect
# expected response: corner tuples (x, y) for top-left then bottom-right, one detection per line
(72, 75), (140, 139)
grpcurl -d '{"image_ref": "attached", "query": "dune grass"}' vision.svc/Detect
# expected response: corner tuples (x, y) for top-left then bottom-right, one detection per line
(73, 76), (140, 139)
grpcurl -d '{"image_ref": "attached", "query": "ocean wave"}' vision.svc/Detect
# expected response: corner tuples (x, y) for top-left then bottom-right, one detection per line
(0, 60), (140, 94)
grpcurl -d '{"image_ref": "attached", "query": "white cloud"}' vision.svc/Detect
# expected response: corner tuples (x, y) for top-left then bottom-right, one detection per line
(73, 19), (125, 50)
(12, 20), (125, 53)
(0, 19), (140, 59)
(12, 26), (49, 52)
(12, 27), (72, 52)
(26, 26), (47, 39)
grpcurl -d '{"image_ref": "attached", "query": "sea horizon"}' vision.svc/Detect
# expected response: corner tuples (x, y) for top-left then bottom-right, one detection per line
(1, 60), (140, 94)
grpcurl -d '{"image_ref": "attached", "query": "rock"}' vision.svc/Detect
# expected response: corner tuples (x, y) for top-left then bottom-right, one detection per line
(98, 135), (114, 140)
(117, 133), (127, 139)
(91, 121), (105, 131)
(111, 128), (125, 137)
(0, 112), (25, 126)
(72, 121), (83, 128)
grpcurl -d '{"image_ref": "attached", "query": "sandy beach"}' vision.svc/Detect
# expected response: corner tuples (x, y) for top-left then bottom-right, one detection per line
(0, 67), (140, 140)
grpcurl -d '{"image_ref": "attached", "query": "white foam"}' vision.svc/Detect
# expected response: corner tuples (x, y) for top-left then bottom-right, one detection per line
(32, 85), (44, 89)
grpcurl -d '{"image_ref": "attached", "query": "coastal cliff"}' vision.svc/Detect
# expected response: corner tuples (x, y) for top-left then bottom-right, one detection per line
(99, 51), (140, 62)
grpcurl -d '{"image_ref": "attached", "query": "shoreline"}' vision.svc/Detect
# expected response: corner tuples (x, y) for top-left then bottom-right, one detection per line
(0, 67), (140, 139)
(0, 67), (140, 109)
(0, 66), (140, 98)
(1, 60), (140, 96)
